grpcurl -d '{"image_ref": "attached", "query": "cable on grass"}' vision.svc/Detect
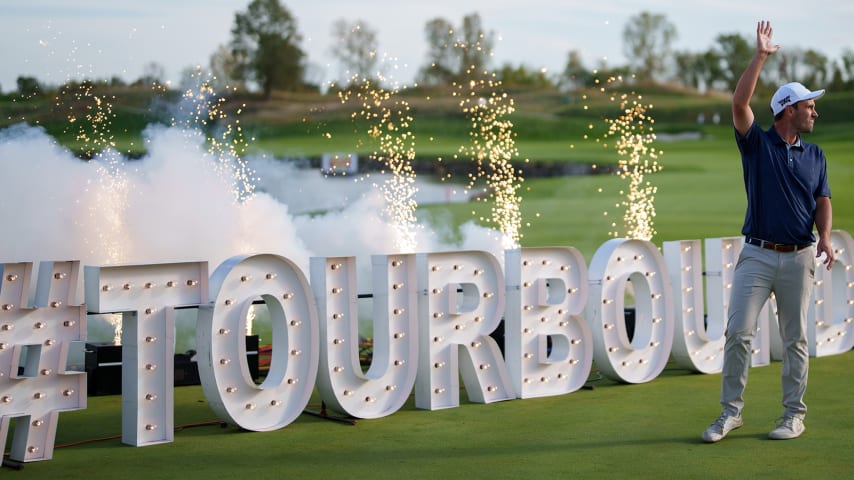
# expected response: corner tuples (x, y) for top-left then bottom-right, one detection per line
(2, 418), (226, 461)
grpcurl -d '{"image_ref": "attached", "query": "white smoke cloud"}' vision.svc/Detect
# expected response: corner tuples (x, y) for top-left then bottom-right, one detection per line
(0, 121), (504, 348)
(0, 123), (499, 269)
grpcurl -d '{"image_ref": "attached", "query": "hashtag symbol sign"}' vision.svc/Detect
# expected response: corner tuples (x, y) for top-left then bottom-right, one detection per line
(0, 261), (86, 463)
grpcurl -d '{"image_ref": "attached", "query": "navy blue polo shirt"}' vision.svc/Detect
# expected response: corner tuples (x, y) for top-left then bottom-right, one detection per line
(735, 121), (831, 245)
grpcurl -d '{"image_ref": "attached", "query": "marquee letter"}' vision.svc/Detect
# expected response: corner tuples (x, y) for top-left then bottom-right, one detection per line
(504, 247), (591, 398)
(85, 261), (208, 446)
(311, 254), (417, 418)
(705, 237), (771, 367)
(809, 229), (854, 356)
(664, 240), (723, 373)
(586, 239), (674, 383)
(0, 261), (86, 462)
(197, 254), (318, 431)
(415, 251), (513, 409)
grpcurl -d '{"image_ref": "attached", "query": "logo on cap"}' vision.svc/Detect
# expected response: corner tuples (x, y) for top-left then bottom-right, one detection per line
(777, 95), (791, 106)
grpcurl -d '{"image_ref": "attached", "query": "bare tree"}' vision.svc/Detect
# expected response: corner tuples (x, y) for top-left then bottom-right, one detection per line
(417, 13), (494, 85)
(419, 17), (457, 85)
(622, 11), (677, 81)
(330, 19), (380, 86)
(775, 46), (804, 85)
(135, 61), (166, 87)
(458, 13), (494, 79)
(209, 44), (243, 91)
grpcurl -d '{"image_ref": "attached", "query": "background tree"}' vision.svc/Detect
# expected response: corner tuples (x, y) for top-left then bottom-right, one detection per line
(772, 47), (829, 88)
(230, 0), (306, 98)
(558, 50), (594, 90)
(673, 50), (726, 92)
(829, 63), (846, 92)
(590, 59), (632, 85)
(419, 17), (456, 85)
(841, 48), (854, 82)
(457, 13), (494, 80)
(774, 46), (804, 86)
(417, 13), (494, 85)
(330, 19), (380, 87)
(801, 48), (829, 88)
(16, 76), (42, 96)
(209, 44), (243, 91)
(134, 61), (166, 87)
(698, 50), (725, 92)
(673, 51), (703, 90)
(622, 11), (677, 81)
(712, 33), (753, 91)
(496, 63), (553, 89)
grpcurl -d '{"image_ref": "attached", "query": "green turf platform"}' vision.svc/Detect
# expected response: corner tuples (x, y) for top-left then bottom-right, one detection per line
(7, 350), (852, 479)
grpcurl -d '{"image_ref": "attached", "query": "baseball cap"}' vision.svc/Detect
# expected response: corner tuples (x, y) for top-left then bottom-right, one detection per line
(770, 82), (825, 116)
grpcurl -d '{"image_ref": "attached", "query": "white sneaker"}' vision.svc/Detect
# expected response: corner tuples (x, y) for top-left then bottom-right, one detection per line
(702, 413), (743, 443)
(768, 416), (805, 440)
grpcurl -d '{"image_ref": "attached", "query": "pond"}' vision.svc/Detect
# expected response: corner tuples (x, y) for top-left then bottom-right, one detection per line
(250, 156), (472, 215)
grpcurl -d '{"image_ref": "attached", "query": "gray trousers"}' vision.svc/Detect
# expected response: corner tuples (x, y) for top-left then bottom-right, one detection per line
(721, 243), (815, 418)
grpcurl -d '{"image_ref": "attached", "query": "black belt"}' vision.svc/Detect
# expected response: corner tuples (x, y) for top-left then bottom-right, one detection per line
(745, 237), (811, 252)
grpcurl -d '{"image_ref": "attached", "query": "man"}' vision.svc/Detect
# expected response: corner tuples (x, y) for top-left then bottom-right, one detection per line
(701, 20), (835, 443)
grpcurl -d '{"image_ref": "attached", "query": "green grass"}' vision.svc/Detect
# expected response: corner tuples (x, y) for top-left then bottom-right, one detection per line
(3, 85), (854, 478)
(13, 351), (854, 479)
(418, 122), (854, 261)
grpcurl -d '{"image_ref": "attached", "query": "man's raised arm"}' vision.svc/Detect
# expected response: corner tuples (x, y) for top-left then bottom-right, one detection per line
(732, 21), (780, 136)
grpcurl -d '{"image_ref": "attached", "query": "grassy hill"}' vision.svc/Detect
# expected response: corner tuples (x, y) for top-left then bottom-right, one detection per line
(0, 81), (742, 160)
(4, 81), (853, 158)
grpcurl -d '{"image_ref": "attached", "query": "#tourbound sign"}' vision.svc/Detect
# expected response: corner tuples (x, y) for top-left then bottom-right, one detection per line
(1, 231), (852, 463)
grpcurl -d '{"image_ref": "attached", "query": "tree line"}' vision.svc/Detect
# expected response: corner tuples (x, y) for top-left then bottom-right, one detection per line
(9, 0), (854, 98)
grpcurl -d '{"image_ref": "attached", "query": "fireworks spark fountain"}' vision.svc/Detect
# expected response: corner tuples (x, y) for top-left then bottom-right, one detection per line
(2, 74), (278, 345)
(172, 68), (258, 203)
(61, 82), (131, 265)
(437, 30), (526, 250)
(92, 150), (129, 344)
(587, 75), (663, 241)
(335, 75), (420, 253)
(326, 28), (527, 253)
(455, 75), (525, 249)
(1, 75), (506, 349)
(62, 82), (131, 343)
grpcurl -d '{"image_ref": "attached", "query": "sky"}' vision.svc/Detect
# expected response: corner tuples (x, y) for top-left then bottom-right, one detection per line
(1, 0), (852, 92)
